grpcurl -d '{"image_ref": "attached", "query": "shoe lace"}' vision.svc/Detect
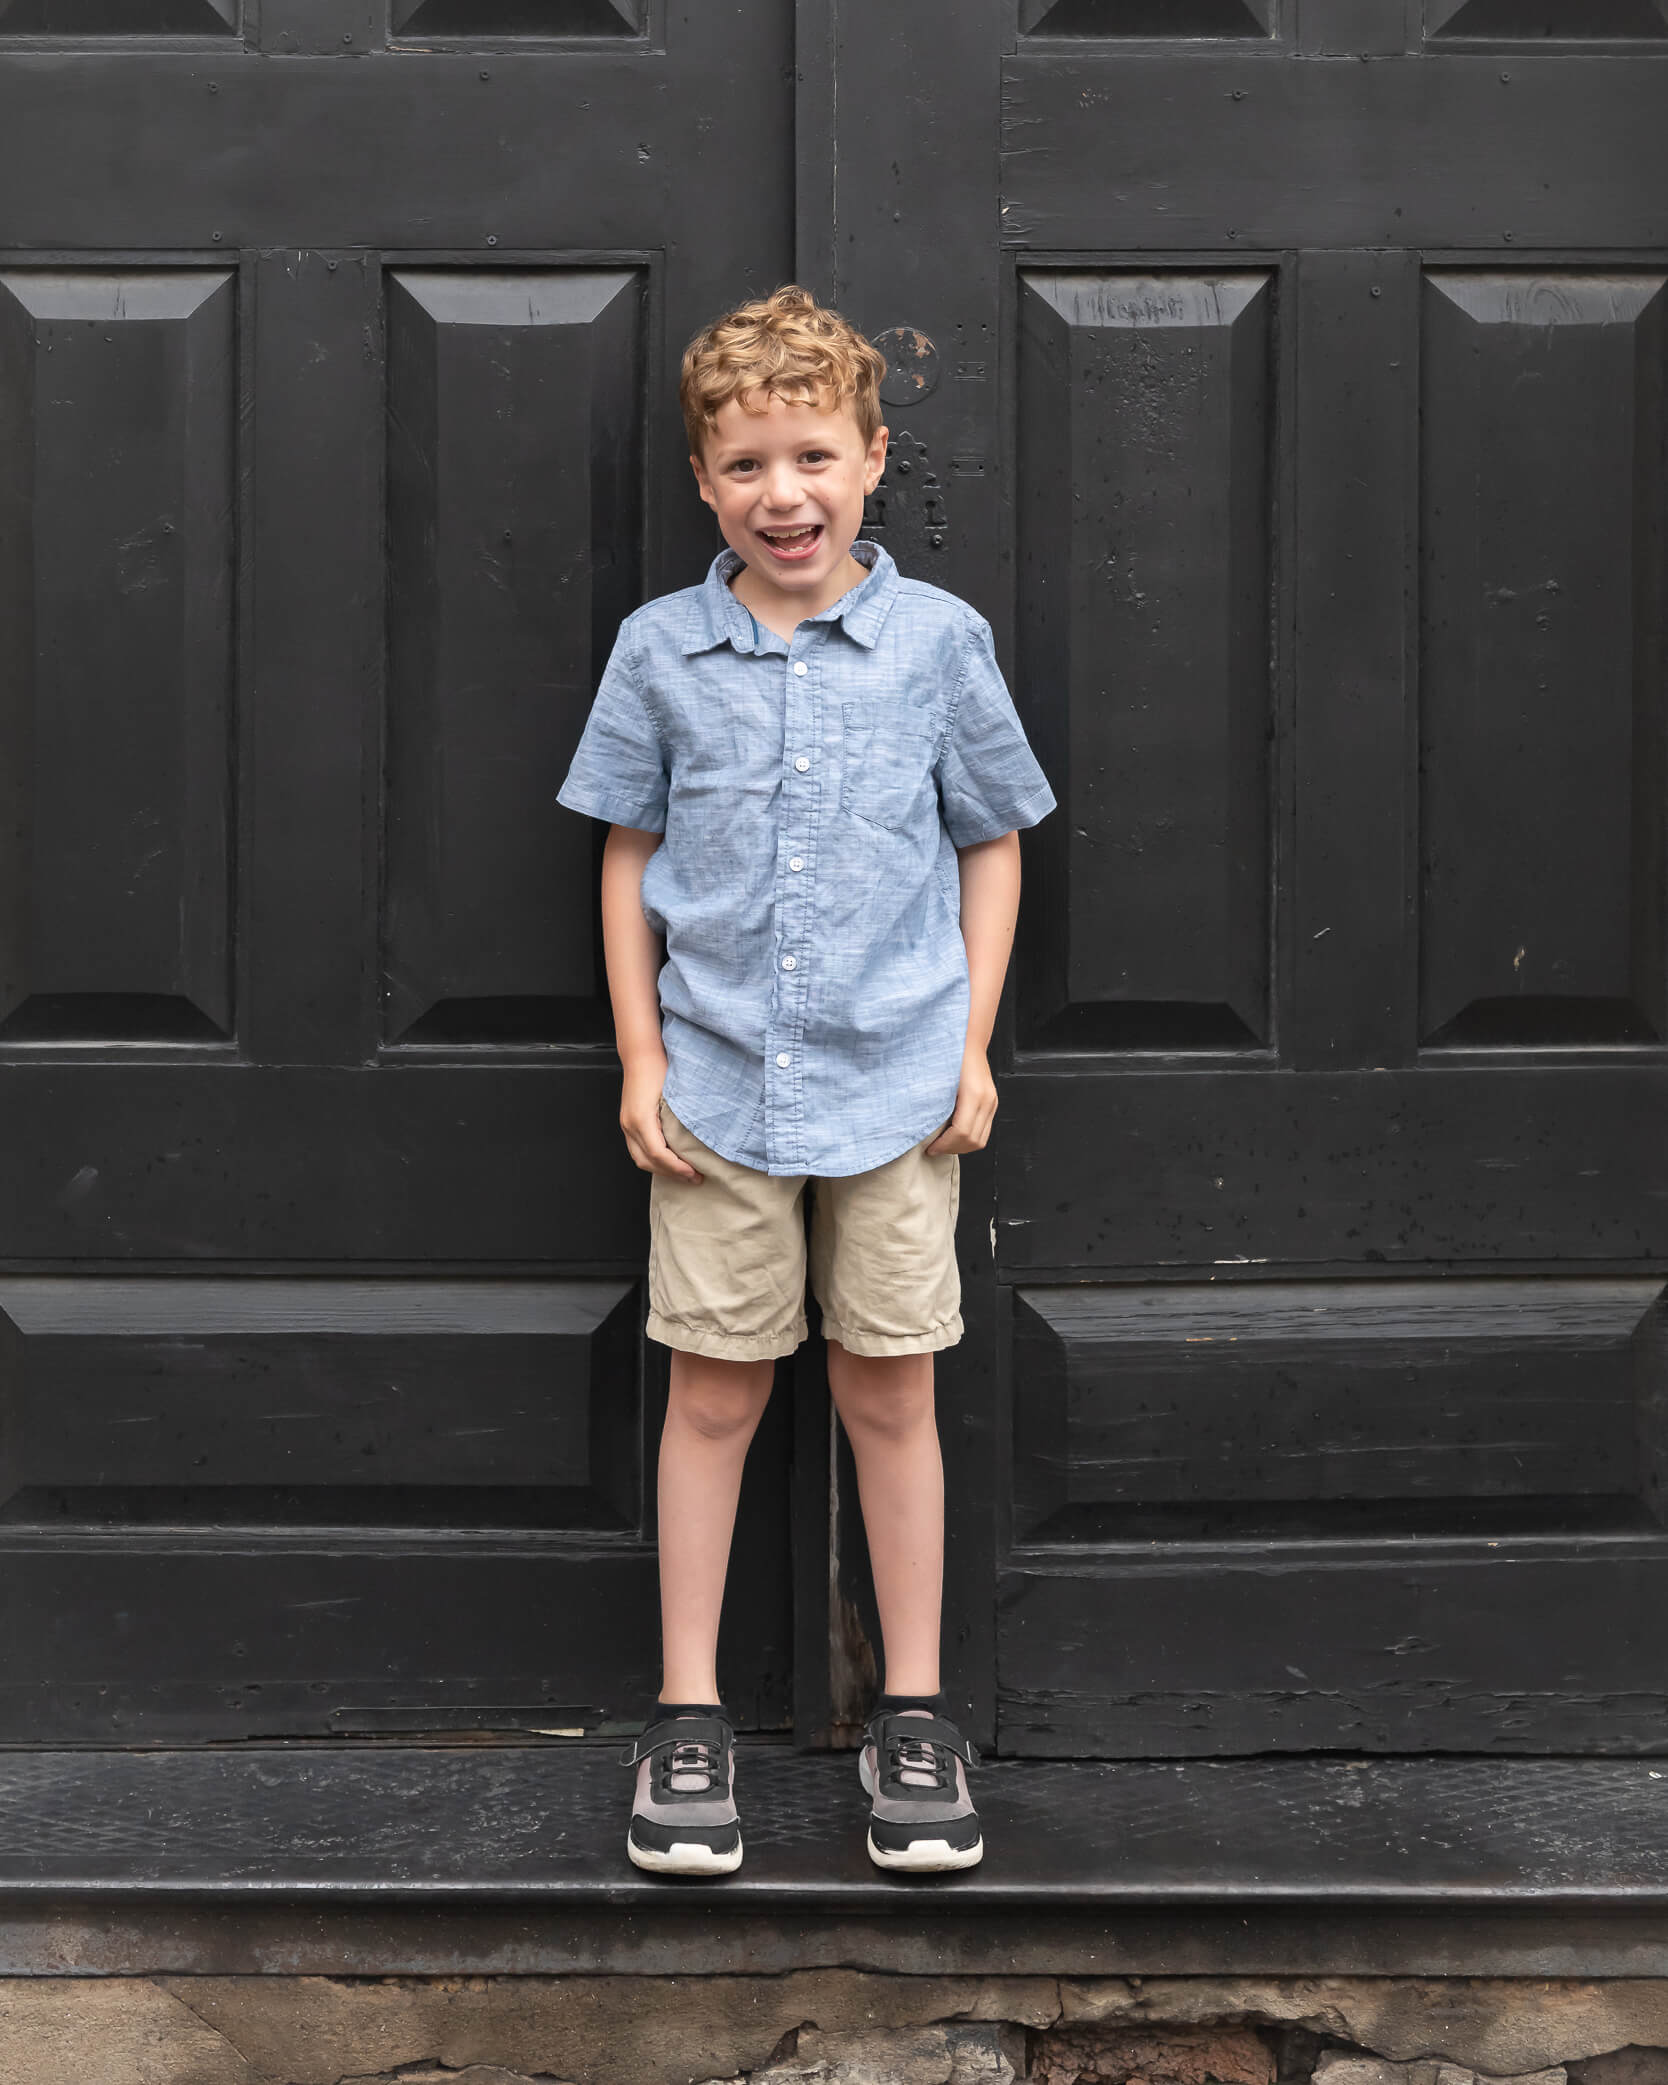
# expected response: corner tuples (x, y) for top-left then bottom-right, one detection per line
(887, 1731), (952, 1792)
(658, 1736), (720, 1795)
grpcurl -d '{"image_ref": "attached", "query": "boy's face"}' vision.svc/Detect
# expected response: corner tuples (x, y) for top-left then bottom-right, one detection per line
(690, 390), (888, 609)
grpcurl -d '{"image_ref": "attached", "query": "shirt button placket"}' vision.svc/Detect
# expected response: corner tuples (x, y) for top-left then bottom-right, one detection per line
(772, 641), (817, 1171)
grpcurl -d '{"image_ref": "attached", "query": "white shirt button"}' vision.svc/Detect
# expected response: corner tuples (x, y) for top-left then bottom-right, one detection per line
(776, 1052), (791, 1068)
(789, 857), (804, 872)
(794, 755), (810, 772)
(781, 955), (797, 970)
(792, 660), (809, 676)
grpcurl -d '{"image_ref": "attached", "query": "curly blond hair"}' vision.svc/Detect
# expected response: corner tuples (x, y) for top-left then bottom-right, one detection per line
(680, 284), (886, 456)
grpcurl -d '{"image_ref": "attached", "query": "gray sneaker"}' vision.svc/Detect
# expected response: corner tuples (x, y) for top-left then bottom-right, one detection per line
(619, 1708), (742, 1875)
(858, 1707), (983, 1871)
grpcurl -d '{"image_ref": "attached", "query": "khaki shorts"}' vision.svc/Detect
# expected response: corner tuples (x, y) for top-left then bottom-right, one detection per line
(646, 1099), (963, 1361)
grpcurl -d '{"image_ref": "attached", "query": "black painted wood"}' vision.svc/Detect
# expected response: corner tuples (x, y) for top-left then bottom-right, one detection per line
(0, 1747), (1660, 1909)
(803, 0), (1011, 1753)
(0, 269), (235, 1045)
(826, 7), (1668, 1757)
(1290, 248), (1417, 1071)
(6, 0), (1668, 1788)
(1002, 56), (1668, 252)
(0, 11), (795, 1740)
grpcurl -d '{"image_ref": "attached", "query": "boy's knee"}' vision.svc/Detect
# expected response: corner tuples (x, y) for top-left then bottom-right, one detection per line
(831, 1365), (936, 1442)
(669, 1362), (773, 1442)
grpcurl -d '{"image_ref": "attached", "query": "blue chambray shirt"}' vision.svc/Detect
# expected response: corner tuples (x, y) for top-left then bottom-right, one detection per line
(557, 540), (1056, 1177)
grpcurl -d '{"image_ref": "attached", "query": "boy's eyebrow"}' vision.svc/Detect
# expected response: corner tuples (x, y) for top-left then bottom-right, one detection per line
(709, 441), (835, 466)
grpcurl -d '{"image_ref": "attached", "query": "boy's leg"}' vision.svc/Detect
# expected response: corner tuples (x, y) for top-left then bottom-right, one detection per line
(814, 1142), (981, 1871)
(812, 1131), (962, 1698)
(648, 1097), (809, 1704)
(825, 1341), (942, 1697)
(657, 1351), (776, 1703)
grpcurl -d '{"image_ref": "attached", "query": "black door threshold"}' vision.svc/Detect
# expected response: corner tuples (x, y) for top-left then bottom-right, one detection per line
(0, 1745), (1663, 1908)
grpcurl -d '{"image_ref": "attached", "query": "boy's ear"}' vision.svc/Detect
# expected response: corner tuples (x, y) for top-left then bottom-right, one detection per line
(864, 423), (889, 494)
(689, 450), (718, 511)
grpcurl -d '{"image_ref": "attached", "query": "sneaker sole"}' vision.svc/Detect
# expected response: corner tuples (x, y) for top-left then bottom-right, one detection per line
(858, 1751), (982, 1872)
(627, 1834), (743, 1876)
(866, 1830), (984, 1873)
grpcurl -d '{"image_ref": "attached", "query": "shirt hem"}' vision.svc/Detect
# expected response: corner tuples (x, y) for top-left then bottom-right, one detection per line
(663, 1074), (958, 1181)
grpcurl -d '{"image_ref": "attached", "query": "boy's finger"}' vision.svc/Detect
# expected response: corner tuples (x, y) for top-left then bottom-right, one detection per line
(623, 1124), (703, 1181)
(643, 1120), (703, 1182)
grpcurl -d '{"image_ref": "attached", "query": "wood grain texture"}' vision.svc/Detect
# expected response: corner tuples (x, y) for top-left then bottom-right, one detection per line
(999, 1066), (1668, 1268)
(1002, 56), (1668, 250)
(1012, 1275), (1660, 1537)
(999, 1542), (1668, 1754)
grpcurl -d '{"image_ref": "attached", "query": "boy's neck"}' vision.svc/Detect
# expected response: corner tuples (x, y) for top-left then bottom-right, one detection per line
(728, 546), (869, 644)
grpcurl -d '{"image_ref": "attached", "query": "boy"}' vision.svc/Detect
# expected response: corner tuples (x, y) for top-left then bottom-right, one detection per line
(557, 285), (1055, 1876)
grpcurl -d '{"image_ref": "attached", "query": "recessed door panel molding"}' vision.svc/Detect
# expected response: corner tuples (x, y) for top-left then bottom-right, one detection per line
(382, 267), (644, 1047)
(1013, 1277), (1665, 1544)
(0, 0), (236, 30)
(1020, 0), (1273, 34)
(1428, 0), (1668, 36)
(390, 0), (643, 33)
(998, 1543), (1668, 1756)
(1419, 270), (1668, 1049)
(1016, 269), (1274, 1051)
(0, 1276), (642, 1532)
(0, 269), (236, 1046)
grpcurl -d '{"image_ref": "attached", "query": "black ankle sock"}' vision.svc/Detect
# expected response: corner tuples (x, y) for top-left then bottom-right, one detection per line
(877, 1690), (945, 1715)
(653, 1699), (726, 1718)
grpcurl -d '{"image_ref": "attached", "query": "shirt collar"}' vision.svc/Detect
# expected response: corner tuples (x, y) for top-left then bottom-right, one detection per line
(681, 538), (899, 655)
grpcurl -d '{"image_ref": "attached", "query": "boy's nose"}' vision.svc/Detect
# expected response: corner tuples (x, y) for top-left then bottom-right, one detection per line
(761, 464), (804, 507)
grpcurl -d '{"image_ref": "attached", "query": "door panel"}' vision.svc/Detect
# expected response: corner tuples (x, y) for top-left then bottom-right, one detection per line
(383, 266), (642, 1048)
(1016, 268), (1274, 1053)
(827, 0), (1668, 1754)
(0, 9), (794, 1740)
(0, 269), (236, 1046)
(1419, 270), (1667, 1049)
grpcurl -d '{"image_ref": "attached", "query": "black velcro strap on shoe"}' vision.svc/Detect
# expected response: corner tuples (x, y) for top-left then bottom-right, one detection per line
(617, 1713), (732, 1767)
(865, 1710), (979, 1769)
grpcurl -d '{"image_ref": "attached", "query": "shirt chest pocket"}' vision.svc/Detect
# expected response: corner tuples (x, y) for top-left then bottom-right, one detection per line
(840, 701), (939, 834)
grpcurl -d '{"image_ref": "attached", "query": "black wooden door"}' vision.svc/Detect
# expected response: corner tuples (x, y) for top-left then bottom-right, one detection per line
(820, 1), (1668, 1754)
(0, 3), (795, 1741)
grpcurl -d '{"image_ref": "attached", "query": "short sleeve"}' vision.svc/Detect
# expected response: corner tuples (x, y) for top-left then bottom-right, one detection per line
(936, 614), (1057, 848)
(556, 625), (669, 832)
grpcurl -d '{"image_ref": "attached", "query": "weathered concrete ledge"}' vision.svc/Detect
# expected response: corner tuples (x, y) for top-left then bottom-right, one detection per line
(5, 1972), (1668, 2085)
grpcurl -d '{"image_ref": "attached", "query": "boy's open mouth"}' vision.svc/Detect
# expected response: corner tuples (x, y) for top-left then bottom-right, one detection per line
(757, 522), (824, 563)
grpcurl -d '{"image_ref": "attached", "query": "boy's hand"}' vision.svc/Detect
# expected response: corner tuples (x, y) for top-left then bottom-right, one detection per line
(620, 1054), (702, 1182)
(925, 1047), (998, 1156)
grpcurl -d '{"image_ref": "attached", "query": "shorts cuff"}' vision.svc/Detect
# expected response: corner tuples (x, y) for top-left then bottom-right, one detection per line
(820, 1312), (964, 1358)
(646, 1311), (805, 1362)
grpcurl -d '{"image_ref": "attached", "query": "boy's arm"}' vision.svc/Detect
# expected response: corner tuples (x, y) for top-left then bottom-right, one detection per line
(925, 829), (1021, 1157)
(600, 824), (701, 1182)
